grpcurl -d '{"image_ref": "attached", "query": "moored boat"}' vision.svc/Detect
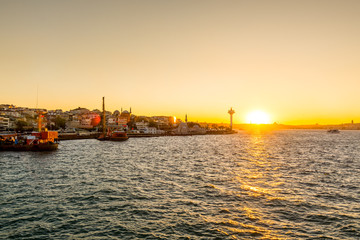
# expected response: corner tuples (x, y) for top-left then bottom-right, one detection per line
(97, 131), (128, 141)
(109, 130), (129, 141)
(97, 97), (129, 142)
(0, 131), (59, 151)
(0, 110), (59, 151)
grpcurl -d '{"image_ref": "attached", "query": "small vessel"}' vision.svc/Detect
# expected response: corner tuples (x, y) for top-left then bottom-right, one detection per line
(98, 130), (129, 141)
(97, 97), (129, 141)
(327, 129), (340, 133)
(0, 111), (59, 151)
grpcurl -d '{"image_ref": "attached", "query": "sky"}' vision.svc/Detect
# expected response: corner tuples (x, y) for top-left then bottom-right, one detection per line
(1, 0), (360, 124)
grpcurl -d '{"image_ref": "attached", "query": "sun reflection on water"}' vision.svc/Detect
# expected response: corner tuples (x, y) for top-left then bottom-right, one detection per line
(210, 131), (290, 239)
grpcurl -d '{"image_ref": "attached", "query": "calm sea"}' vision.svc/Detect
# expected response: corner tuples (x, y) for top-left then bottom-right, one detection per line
(1, 130), (359, 239)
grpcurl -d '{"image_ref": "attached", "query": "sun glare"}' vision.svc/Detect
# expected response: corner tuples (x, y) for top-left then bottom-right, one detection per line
(246, 110), (271, 124)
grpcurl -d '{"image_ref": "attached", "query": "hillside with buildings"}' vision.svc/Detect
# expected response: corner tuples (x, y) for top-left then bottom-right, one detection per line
(0, 104), (228, 136)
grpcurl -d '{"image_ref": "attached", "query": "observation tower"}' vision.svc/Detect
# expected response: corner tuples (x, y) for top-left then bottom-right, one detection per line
(228, 108), (235, 130)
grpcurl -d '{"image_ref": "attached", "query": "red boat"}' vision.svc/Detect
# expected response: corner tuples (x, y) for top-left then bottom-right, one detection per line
(97, 97), (129, 142)
(98, 130), (129, 141)
(0, 131), (59, 151)
(0, 110), (59, 151)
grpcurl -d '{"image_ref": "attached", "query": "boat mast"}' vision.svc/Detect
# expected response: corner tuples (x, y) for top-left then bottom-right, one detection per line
(38, 111), (42, 132)
(102, 97), (106, 135)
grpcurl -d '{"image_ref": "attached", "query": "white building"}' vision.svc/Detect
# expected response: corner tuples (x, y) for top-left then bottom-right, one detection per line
(107, 117), (117, 125)
(136, 121), (149, 132)
(79, 118), (92, 128)
(0, 110), (21, 118)
(0, 117), (10, 131)
(145, 127), (157, 134)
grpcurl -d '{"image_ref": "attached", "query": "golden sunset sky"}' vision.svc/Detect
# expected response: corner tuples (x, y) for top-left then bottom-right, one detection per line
(1, 0), (360, 124)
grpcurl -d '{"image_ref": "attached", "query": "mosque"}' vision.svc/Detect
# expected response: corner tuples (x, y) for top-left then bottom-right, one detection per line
(174, 114), (206, 135)
(117, 108), (131, 125)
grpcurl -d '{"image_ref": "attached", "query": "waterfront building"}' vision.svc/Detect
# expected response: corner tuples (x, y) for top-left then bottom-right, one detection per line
(107, 117), (117, 125)
(189, 124), (206, 134)
(120, 109), (131, 123)
(151, 116), (174, 130)
(0, 117), (10, 131)
(79, 118), (92, 129)
(136, 121), (149, 133)
(175, 122), (189, 134)
(66, 120), (81, 129)
(145, 127), (157, 134)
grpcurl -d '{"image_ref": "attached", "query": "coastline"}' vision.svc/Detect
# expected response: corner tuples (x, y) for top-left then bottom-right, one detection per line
(58, 130), (236, 141)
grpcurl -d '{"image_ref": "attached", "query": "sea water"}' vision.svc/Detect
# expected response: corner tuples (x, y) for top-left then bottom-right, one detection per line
(1, 130), (359, 239)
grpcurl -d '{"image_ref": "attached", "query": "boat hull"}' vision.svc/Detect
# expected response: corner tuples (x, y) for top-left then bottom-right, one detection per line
(97, 137), (129, 141)
(97, 132), (129, 141)
(0, 142), (58, 151)
(109, 137), (129, 141)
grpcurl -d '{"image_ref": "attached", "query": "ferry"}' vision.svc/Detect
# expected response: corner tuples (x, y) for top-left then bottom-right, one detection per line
(0, 131), (59, 151)
(0, 111), (59, 151)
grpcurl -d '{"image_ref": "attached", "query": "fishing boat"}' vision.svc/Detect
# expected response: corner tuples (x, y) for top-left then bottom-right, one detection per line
(0, 111), (59, 151)
(97, 97), (129, 141)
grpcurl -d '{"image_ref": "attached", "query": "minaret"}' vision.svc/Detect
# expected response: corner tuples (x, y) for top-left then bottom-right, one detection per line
(228, 107), (235, 130)
(185, 114), (188, 123)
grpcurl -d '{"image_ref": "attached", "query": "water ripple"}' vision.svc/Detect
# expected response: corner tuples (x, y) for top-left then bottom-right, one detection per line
(1, 131), (360, 239)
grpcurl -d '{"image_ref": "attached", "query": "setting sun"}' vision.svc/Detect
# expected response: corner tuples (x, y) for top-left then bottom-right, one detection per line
(246, 111), (271, 124)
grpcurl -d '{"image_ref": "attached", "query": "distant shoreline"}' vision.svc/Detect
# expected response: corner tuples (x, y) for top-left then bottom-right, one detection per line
(233, 123), (360, 131)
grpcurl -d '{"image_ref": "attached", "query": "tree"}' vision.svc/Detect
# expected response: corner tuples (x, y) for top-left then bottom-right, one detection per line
(127, 120), (137, 130)
(148, 120), (158, 128)
(55, 116), (66, 129)
(16, 120), (28, 131)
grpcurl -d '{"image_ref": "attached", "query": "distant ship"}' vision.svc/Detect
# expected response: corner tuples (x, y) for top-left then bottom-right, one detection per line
(327, 129), (340, 133)
(0, 111), (59, 151)
(97, 97), (129, 142)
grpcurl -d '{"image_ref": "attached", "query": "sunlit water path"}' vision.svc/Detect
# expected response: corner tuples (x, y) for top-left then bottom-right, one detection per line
(1, 130), (360, 239)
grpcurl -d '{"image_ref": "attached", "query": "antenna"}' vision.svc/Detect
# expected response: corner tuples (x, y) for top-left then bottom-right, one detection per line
(36, 84), (39, 109)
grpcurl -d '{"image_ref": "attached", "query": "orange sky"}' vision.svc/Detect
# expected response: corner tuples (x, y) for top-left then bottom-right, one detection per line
(1, 0), (360, 124)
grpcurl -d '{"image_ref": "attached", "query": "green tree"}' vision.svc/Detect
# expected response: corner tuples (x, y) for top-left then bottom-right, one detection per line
(55, 116), (66, 129)
(16, 120), (28, 131)
(127, 120), (137, 130)
(148, 120), (158, 128)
